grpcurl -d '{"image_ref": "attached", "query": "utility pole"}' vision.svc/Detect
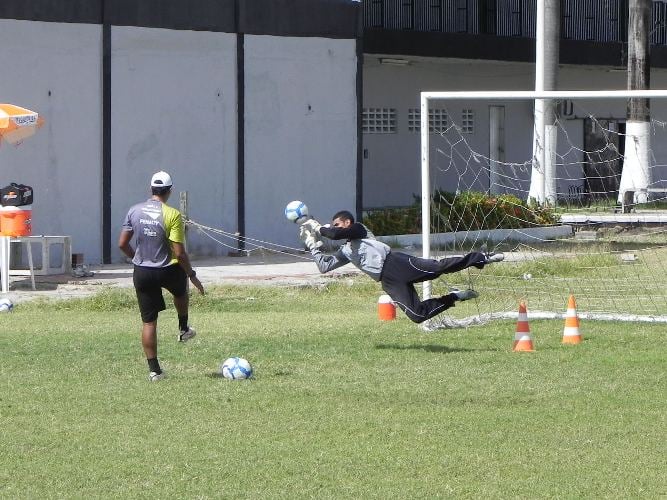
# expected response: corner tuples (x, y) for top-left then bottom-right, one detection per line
(528, 0), (560, 205)
(543, 0), (560, 205)
(619, 0), (651, 206)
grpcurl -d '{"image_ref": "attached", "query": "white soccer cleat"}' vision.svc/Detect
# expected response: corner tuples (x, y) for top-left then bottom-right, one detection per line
(71, 265), (95, 278)
(452, 289), (479, 301)
(178, 327), (197, 342)
(485, 252), (505, 264)
(149, 371), (165, 382)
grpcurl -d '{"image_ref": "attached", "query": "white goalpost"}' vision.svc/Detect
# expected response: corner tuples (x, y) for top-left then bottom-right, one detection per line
(419, 89), (667, 329)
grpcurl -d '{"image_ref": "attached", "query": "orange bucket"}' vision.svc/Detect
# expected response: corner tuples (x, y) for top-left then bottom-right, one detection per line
(378, 294), (396, 321)
(0, 205), (32, 236)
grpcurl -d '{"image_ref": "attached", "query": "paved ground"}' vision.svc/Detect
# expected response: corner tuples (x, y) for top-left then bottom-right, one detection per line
(5, 247), (536, 305)
(4, 251), (361, 304)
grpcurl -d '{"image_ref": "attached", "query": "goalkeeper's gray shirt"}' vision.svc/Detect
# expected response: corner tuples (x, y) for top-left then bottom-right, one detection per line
(311, 223), (390, 281)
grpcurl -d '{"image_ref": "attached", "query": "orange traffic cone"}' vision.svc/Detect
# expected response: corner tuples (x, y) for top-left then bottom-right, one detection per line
(513, 301), (535, 352)
(562, 294), (582, 344)
(378, 294), (396, 321)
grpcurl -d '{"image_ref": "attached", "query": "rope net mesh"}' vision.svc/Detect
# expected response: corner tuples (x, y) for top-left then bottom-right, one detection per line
(409, 98), (667, 329)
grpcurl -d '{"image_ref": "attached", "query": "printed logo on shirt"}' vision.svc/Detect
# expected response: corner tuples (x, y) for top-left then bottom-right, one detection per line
(142, 207), (162, 220)
(139, 218), (160, 226)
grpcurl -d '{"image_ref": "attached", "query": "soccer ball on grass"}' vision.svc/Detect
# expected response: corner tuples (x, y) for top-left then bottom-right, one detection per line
(0, 298), (14, 312)
(220, 357), (253, 380)
(284, 200), (309, 223)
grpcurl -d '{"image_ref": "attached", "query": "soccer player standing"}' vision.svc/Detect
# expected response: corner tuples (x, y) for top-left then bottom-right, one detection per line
(118, 171), (205, 381)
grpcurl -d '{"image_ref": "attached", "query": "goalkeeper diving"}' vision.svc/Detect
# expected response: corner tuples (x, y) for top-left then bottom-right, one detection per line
(298, 210), (503, 324)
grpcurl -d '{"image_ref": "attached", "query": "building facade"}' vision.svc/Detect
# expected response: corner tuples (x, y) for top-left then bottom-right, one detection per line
(0, 0), (361, 263)
(2, 1), (667, 263)
(361, 0), (667, 208)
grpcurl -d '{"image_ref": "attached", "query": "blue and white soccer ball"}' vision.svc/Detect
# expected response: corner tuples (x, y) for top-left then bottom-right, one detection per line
(0, 297), (14, 312)
(284, 200), (309, 223)
(220, 357), (253, 380)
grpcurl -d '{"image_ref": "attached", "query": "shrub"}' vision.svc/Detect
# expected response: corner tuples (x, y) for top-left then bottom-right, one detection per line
(363, 190), (560, 236)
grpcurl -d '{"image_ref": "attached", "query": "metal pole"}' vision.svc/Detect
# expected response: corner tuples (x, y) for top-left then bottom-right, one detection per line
(420, 93), (431, 300)
(179, 191), (188, 252)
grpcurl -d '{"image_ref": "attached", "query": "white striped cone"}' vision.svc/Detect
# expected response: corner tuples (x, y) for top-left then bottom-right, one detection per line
(562, 294), (582, 344)
(513, 301), (534, 352)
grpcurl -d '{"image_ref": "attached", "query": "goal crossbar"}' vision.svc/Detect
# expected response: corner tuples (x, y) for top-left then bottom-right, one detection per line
(421, 89), (667, 101)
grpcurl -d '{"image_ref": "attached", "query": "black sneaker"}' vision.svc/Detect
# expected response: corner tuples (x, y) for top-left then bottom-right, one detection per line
(178, 327), (197, 342)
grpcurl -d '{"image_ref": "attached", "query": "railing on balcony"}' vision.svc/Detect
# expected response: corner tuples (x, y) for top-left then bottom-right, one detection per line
(364, 0), (667, 46)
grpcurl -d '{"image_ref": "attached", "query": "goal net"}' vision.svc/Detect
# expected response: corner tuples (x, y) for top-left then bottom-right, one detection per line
(412, 90), (667, 329)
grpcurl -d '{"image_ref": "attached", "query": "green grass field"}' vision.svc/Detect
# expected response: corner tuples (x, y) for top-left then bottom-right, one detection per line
(1, 281), (665, 498)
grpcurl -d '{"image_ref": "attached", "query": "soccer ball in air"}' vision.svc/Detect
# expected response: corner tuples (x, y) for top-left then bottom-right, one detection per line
(284, 200), (309, 223)
(220, 357), (253, 380)
(0, 298), (14, 312)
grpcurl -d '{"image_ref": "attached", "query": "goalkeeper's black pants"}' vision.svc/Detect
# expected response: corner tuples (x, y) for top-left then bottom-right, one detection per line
(380, 251), (486, 324)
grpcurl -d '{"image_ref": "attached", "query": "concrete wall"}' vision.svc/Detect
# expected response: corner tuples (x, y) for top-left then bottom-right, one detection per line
(0, 19), (359, 263)
(244, 35), (358, 249)
(109, 26), (237, 262)
(0, 19), (103, 260)
(362, 57), (536, 207)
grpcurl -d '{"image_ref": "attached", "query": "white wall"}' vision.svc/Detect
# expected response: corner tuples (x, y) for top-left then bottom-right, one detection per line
(0, 21), (239, 264)
(362, 57), (536, 207)
(0, 20), (102, 261)
(362, 56), (667, 207)
(110, 26), (237, 262)
(0, 20), (359, 263)
(244, 35), (358, 249)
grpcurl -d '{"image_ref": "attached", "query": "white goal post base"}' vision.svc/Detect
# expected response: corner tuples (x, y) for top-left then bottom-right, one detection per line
(618, 120), (651, 204)
(422, 311), (667, 331)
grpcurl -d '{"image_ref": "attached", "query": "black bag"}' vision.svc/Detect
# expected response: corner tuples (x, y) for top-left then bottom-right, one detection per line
(1, 183), (33, 206)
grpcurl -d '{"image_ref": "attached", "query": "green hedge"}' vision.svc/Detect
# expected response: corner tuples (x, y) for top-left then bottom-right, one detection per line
(363, 190), (560, 236)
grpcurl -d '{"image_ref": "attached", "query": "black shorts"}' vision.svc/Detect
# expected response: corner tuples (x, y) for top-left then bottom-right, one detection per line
(133, 264), (188, 323)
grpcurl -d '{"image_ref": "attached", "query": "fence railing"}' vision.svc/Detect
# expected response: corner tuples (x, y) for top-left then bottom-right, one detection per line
(364, 0), (667, 46)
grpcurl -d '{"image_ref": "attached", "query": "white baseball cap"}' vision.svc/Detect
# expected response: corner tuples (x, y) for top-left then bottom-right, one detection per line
(150, 171), (173, 188)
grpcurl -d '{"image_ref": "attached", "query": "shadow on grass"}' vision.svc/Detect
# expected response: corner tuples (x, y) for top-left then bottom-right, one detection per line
(206, 372), (256, 380)
(375, 343), (494, 353)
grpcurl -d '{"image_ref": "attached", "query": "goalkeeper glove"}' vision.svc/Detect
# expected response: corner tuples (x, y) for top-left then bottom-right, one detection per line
(299, 225), (322, 251)
(305, 232), (323, 251)
(300, 218), (322, 234)
(299, 225), (311, 243)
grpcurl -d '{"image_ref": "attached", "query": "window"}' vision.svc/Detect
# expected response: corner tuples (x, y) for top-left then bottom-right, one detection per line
(363, 108), (397, 134)
(408, 108), (448, 133)
(461, 109), (474, 134)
